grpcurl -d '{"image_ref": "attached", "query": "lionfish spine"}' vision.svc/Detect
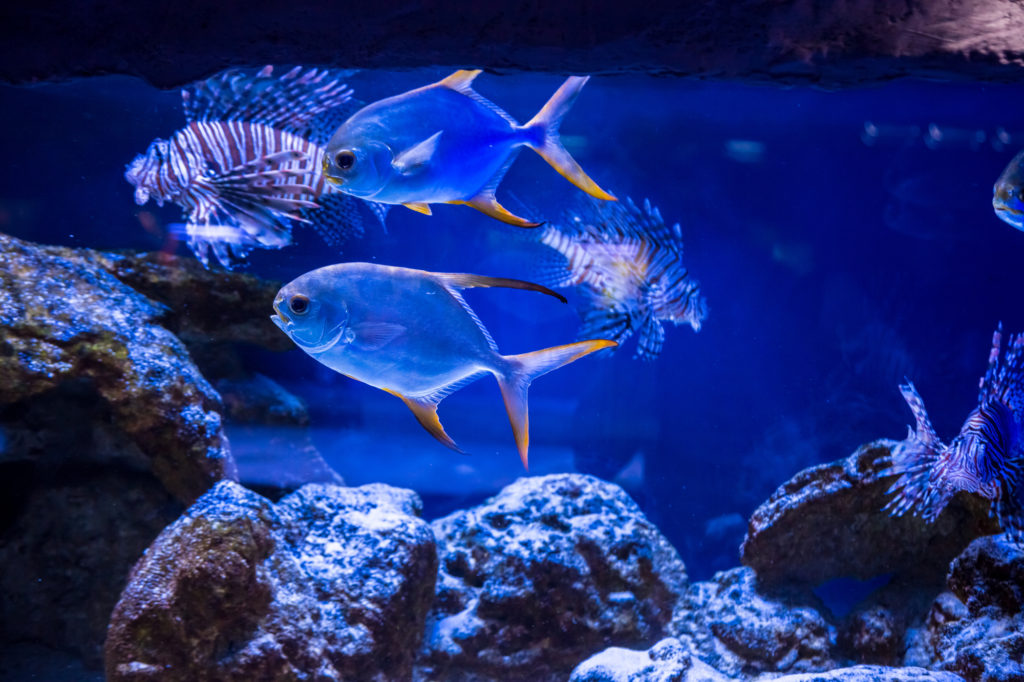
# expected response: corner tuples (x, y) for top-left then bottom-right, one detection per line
(884, 325), (1024, 542)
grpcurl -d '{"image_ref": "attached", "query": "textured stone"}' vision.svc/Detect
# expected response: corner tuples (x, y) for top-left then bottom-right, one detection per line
(96, 251), (290, 352)
(213, 372), (343, 492)
(105, 480), (437, 681)
(0, 471), (180, 667)
(911, 535), (1024, 682)
(0, 232), (234, 503)
(947, 534), (1024, 616)
(669, 566), (837, 677)
(772, 666), (964, 682)
(2, 1), (1024, 88)
(741, 440), (999, 587)
(418, 474), (687, 681)
(569, 637), (736, 682)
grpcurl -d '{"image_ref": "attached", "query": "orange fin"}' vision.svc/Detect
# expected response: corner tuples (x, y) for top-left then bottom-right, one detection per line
(403, 202), (433, 215)
(383, 388), (462, 453)
(449, 196), (542, 228)
(438, 273), (566, 303)
(522, 76), (616, 202)
(438, 69), (483, 92)
(498, 338), (617, 469)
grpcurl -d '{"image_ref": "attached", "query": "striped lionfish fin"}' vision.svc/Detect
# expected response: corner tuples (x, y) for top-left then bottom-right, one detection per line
(182, 65), (355, 138)
(300, 192), (367, 253)
(882, 381), (945, 519)
(635, 311), (667, 360)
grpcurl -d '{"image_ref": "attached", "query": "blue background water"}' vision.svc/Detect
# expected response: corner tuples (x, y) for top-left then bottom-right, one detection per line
(2, 70), (1023, 578)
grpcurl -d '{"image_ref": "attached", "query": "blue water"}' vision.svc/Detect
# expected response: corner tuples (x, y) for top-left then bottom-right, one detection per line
(3, 70), (1023, 578)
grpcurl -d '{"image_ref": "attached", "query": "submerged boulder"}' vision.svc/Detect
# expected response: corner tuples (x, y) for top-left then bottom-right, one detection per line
(0, 470), (180, 667)
(669, 566), (837, 677)
(105, 480), (437, 681)
(741, 440), (998, 587)
(417, 473), (688, 681)
(569, 637), (735, 682)
(0, 232), (234, 502)
(911, 534), (1024, 682)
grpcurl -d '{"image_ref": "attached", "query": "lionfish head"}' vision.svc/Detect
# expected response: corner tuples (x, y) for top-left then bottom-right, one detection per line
(124, 138), (170, 206)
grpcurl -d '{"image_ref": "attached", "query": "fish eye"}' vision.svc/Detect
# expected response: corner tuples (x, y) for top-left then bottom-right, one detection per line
(288, 294), (310, 315)
(335, 151), (356, 171)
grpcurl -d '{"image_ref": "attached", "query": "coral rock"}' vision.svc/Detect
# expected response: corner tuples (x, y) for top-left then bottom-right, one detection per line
(916, 534), (1024, 682)
(741, 440), (998, 587)
(0, 233), (234, 502)
(570, 637), (736, 682)
(669, 566), (837, 677)
(0, 471), (180, 667)
(105, 481), (437, 681)
(418, 473), (688, 681)
(771, 665), (964, 682)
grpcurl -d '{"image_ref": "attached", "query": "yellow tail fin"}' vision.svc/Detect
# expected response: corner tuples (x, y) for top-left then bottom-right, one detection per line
(497, 339), (616, 469)
(522, 76), (616, 202)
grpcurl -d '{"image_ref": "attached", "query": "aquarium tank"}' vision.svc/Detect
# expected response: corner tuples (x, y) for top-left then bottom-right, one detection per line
(2, 3), (1024, 681)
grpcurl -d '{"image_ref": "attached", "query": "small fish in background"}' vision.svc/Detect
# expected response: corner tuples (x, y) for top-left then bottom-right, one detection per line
(993, 148), (1024, 231)
(538, 196), (706, 360)
(883, 324), (1024, 541)
(270, 262), (615, 468)
(322, 70), (615, 227)
(125, 65), (373, 268)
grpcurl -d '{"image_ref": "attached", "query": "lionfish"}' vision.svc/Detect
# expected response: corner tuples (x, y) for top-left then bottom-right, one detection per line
(125, 65), (374, 267)
(883, 324), (1024, 541)
(538, 196), (706, 360)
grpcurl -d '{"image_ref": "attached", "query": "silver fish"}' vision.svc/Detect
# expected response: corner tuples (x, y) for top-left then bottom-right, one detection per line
(994, 148), (1024, 231)
(322, 70), (615, 227)
(271, 262), (615, 467)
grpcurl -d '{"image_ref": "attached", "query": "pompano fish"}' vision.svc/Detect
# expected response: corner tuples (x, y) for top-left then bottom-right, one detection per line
(125, 65), (370, 267)
(271, 262), (615, 467)
(993, 148), (1024, 231)
(322, 70), (615, 227)
(883, 324), (1024, 542)
(538, 197), (707, 360)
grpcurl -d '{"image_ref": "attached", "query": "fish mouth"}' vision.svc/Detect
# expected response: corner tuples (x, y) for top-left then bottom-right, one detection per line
(270, 309), (346, 355)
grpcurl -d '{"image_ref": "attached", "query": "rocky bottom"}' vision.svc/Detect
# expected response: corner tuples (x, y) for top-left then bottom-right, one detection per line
(101, 463), (1022, 682)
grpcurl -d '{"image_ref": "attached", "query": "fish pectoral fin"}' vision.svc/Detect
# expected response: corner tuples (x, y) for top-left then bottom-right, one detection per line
(439, 273), (567, 303)
(392, 131), (442, 175)
(385, 390), (463, 453)
(403, 202), (433, 216)
(438, 70), (483, 93)
(351, 321), (406, 350)
(449, 195), (542, 228)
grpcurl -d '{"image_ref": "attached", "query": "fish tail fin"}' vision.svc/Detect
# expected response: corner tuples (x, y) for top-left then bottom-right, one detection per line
(521, 76), (615, 202)
(497, 339), (616, 469)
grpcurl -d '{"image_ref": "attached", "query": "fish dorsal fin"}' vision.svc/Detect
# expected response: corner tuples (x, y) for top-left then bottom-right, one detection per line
(382, 389), (463, 453)
(439, 70), (482, 93)
(445, 289), (498, 352)
(393, 131), (443, 175)
(403, 202), (433, 216)
(182, 66), (355, 136)
(438, 273), (567, 303)
(438, 69), (517, 126)
(351, 321), (406, 351)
